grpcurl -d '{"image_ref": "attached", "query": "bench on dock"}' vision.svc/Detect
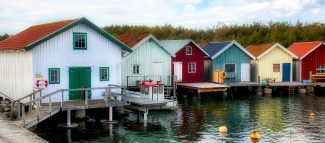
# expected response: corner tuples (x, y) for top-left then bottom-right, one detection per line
(311, 74), (325, 83)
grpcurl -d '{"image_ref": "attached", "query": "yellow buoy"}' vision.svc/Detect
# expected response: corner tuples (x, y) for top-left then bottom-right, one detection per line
(219, 126), (228, 133)
(218, 126), (228, 137)
(250, 130), (260, 139)
(310, 112), (315, 116)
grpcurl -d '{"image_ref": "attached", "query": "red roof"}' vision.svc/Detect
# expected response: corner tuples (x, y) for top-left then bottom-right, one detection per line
(0, 19), (79, 50)
(288, 41), (323, 59)
(115, 34), (148, 48)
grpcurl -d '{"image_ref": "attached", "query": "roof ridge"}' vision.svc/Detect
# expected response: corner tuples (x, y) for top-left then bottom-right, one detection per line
(291, 41), (322, 44)
(160, 39), (191, 41)
(209, 41), (232, 43)
(30, 18), (80, 27)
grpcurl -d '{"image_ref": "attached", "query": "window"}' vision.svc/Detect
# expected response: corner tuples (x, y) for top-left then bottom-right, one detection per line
(100, 67), (109, 81)
(188, 62), (196, 73)
(73, 33), (87, 49)
(133, 65), (140, 74)
(49, 68), (60, 84)
(273, 64), (280, 72)
(224, 64), (236, 72)
(316, 65), (325, 74)
(186, 46), (192, 55)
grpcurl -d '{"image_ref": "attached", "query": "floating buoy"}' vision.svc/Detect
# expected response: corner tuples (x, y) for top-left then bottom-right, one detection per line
(219, 126), (227, 133)
(250, 130), (260, 139)
(219, 126), (227, 137)
(310, 112), (315, 116)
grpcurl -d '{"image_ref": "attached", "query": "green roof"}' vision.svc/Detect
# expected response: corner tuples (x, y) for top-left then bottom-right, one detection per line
(159, 40), (192, 55)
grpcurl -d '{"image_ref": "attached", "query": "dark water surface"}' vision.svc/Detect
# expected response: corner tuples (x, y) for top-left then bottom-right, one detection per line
(34, 95), (325, 143)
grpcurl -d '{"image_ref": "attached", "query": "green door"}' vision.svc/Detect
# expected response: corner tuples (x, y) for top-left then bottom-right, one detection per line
(69, 67), (91, 100)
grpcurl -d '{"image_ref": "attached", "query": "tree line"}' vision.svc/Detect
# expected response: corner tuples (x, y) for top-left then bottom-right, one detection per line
(1, 21), (324, 47)
(104, 21), (325, 47)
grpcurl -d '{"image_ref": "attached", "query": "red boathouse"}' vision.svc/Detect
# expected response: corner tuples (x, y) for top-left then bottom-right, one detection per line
(160, 40), (209, 83)
(288, 41), (325, 81)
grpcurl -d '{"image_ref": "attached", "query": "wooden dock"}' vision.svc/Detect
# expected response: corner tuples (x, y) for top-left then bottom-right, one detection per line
(8, 85), (129, 129)
(229, 81), (309, 87)
(0, 114), (48, 143)
(178, 82), (229, 94)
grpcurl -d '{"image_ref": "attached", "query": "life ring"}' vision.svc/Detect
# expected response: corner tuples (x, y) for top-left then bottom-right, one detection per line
(219, 71), (227, 78)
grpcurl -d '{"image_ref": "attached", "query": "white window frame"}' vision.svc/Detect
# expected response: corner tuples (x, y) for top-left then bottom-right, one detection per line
(186, 46), (192, 55)
(316, 65), (325, 74)
(188, 62), (196, 73)
(133, 64), (140, 74)
(224, 63), (236, 73)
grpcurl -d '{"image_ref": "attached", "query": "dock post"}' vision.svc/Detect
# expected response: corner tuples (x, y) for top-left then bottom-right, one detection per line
(109, 107), (113, 122)
(67, 110), (71, 127)
(143, 111), (148, 127)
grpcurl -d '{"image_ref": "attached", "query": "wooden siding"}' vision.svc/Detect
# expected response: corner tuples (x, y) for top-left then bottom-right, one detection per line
(212, 45), (252, 82)
(121, 39), (171, 86)
(171, 42), (205, 83)
(0, 51), (33, 100)
(204, 59), (212, 82)
(301, 44), (325, 80)
(32, 23), (122, 102)
(256, 46), (293, 82)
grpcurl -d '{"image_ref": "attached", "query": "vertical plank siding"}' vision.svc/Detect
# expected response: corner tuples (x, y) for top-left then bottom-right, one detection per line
(32, 23), (122, 101)
(212, 45), (251, 82)
(204, 58), (212, 82)
(171, 42), (205, 83)
(121, 39), (171, 86)
(257, 47), (293, 82)
(0, 51), (33, 100)
(301, 44), (325, 80)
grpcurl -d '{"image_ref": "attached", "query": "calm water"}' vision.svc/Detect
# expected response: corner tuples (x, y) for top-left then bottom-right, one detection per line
(34, 95), (325, 143)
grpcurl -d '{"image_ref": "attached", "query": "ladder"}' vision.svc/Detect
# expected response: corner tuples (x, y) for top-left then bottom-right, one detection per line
(288, 86), (295, 96)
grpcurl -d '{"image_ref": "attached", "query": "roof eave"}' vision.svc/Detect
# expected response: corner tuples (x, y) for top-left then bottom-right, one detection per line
(300, 42), (324, 60)
(25, 17), (132, 53)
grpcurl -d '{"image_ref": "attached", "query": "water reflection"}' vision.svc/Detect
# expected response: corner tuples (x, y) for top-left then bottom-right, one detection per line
(34, 95), (325, 143)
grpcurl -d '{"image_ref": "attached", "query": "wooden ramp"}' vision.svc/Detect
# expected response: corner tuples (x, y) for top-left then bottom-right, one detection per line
(0, 115), (48, 143)
(9, 85), (129, 129)
(178, 82), (229, 94)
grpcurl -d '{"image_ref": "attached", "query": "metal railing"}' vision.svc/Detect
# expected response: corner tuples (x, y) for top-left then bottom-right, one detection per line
(10, 85), (127, 126)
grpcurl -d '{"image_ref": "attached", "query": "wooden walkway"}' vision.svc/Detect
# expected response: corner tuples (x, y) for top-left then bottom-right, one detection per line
(0, 114), (48, 143)
(229, 81), (309, 87)
(178, 82), (229, 93)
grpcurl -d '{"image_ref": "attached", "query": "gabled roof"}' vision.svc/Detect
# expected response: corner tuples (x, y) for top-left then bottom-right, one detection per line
(246, 43), (298, 59)
(288, 41), (323, 60)
(116, 34), (148, 48)
(203, 40), (255, 60)
(116, 34), (173, 56)
(159, 39), (209, 56)
(0, 17), (132, 52)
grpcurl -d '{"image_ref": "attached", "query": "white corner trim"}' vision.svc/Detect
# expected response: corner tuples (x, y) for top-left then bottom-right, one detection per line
(257, 43), (298, 59)
(211, 41), (233, 59)
(189, 40), (210, 57)
(211, 40), (256, 60)
(300, 43), (324, 60)
(232, 40), (256, 60)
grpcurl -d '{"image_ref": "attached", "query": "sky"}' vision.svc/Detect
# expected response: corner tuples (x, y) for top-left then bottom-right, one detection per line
(0, 0), (324, 34)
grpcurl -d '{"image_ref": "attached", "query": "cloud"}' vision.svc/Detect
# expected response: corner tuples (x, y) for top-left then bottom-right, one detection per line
(0, 0), (323, 34)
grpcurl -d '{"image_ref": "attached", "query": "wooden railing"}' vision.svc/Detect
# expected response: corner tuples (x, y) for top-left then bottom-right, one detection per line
(0, 91), (13, 101)
(126, 75), (162, 87)
(311, 74), (325, 83)
(10, 85), (127, 125)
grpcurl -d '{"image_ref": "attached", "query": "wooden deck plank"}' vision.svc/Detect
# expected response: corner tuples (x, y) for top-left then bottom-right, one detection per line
(0, 115), (48, 143)
(178, 82), (229, 89)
